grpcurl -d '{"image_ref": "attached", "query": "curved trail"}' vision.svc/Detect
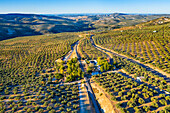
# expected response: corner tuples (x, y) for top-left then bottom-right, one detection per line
(90, 36), (170, 83)
(90, 36), (169, 103)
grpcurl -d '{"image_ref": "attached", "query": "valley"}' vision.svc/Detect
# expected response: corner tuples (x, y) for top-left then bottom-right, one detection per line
(0, 16), (170, 113)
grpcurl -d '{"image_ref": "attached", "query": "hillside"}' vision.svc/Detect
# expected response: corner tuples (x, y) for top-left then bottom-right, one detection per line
(93, 18), (170, 73)
(0, 32), (80, 85)
(137, 17), (170, 27)
(0, 16), (170, 113)
(1, 13), (170, 41)
(0, 13), (93, 40)
(62, 13), (170, 30)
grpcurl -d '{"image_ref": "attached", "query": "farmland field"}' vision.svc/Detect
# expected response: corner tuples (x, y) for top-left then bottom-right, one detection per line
(93, 18), (170, 74)
(93, 72), (170, 113)
(1, 16), (170, 113)
(78, 38), (107, 60)
(0, 33), (80, 86)
(0, 83), (80, 113)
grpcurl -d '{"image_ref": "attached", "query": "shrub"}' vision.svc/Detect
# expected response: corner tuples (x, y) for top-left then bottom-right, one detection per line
(18, 103), (23, 107)
(159, 99), (167, 106)
(32, 102), (37, 106)
(151, 102), (159, 108)
(138, 98), (145, 104)
(27, 108), (32, 112)
(134, 106), (142, 113)
(159, 94), (165, 98)
(49, 109), (56, 113)
(59, 107), (64, 111)
(12, 106), (18, 111)
(34, 106), (40, 111)
(45, 93), (49, 97)
(43, 102), (48, 106)
(151, 97), (158, 102)
(47, 106), (53, 111)
(67, 108), (71, 112)
(67, 102), (71, 107)
(23, 107), (28, 111)
(38, 108), (44, 113)
(116, 102), (121, 108)
(0, 96), (6, 100)
(111, 96), (117, 101)
(54, 103), (60, 107)
(73, 104), (78, 109)
(118, 92), (123, 96)
(100, 93), (103, 96)
(51, 99), (56, 103)
(143, 106), (150, 112)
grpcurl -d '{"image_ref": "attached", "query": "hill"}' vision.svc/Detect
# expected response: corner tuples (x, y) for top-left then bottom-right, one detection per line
(0, 13), (93, 40)
(0, 32), (80, 85)
(137, 17), (170, 27)
(1, 13), (170, 41)
(93, 17), (170, 73)
(63, 13), (170, 30)
(0, 16), (170, 113)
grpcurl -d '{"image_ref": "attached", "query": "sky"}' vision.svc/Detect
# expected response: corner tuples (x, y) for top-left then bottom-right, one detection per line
(0, 0), (170, 14)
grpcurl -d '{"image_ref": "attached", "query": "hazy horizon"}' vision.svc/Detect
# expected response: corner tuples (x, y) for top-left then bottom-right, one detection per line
(1, 0), (170, 14)
(1, 12), (170, 15)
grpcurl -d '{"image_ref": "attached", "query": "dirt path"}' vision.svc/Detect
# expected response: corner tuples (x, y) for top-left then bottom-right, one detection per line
(75, 38), (100, 113)
(90, 36), (170, 81)
(90, 79), (120, 113)
(66, 41), (79, 61)
(79, 82), (92, 113)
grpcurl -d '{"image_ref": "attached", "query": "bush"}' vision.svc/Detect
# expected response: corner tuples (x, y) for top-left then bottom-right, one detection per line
(47, 106), (53, 111)
(151, 102), (159, 108)
(32, 102), (37, 106)
(159, 94), (165, 98)
(45, 93), (49, 97)
(51, 99), (56, 103)
(49, 109), (56, 113)
(116, 102), (121, 108)
(143, 106), (150, 112)
(159, 99), (167, 106)
(151, 97), (158, 102)
(38, 108), (44, 113)
(43, 102), (48, 106)
(34, 106), (40, 111)
(23, 107), (28, 111)
(138, 98), (145, 104)
(12, 106), (18, 111)
(0, 96), (6, 100)
(111, 96), (117, 101)
(100, 93), (103, 96)
(67, 108), (71, 112)
(54, 103), (60, 107)
(73, 104), (78, 109)
(27, 108), (32, 112)
(18, 103), (23, 107)
(59, 107), (64, 111)
(67, 102), (71, 107)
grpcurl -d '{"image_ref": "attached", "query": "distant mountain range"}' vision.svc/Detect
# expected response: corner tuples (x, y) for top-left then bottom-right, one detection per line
(65, 13), (170, 30)
(0, 13), (93, 40)
(0, 13), (170, 40)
